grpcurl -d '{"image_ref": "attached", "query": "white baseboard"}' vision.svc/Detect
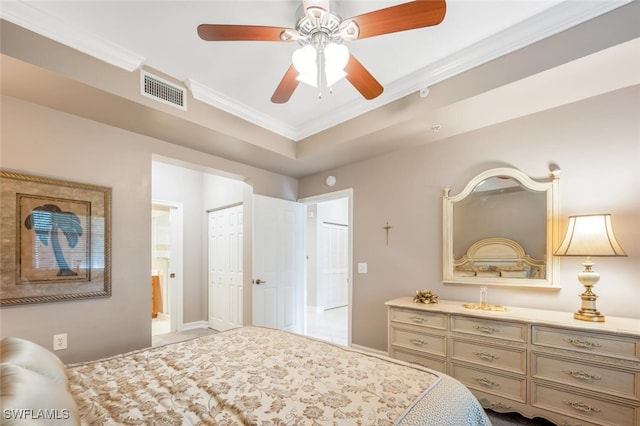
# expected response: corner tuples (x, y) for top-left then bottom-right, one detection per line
(182, 320), (208, 331)
(350, 343), (388, 357)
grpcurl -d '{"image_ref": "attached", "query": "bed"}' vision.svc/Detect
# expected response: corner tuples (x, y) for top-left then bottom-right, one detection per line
(1, 326), (490, 425)
(453, 237), (546, 279)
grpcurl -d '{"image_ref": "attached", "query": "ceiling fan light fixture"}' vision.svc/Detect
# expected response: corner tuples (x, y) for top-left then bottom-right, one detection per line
(292, 45), (318, 87)
(325, 43), (348, 68)
(296, 68), (318, 87)
(324, 42), (349, 86)
(292, 42), (349, 89)
(292, 45), (316, 74)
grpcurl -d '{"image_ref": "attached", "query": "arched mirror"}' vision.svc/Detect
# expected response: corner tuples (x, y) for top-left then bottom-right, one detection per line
(443, 167), (560, 288)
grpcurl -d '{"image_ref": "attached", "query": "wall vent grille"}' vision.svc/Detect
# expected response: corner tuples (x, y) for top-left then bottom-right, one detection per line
(141, 71), (187, 110)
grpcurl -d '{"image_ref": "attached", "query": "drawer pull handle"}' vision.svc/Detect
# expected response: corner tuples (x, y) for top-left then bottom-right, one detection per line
(410, 338), (427, 347)
(563, 400), (601, 414)
(410, 316), (426, 323)
(474, 325), (499, 334)
(473, 376), (499, 388)
(563, 337), (602, 350)
(410, 360), (427, 368)
(563, 369), (601, 381)
(490, 402), (511, 411)
(473, 351), (500, 361)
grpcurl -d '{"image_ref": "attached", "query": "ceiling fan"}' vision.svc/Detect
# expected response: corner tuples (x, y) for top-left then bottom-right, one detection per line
(197, 0), (446, 103)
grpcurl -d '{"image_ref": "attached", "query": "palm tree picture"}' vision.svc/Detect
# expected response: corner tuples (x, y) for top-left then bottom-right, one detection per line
(2, 172), (109, 305)
(24, 203), (84, 277)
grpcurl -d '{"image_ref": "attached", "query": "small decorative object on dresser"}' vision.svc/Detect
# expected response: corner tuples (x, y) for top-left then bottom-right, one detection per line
(386, 297), (640, 426)
(413, 289), (438, 304)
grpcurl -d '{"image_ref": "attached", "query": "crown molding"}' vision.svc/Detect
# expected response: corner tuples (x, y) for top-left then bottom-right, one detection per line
(290, 0), (632, 140)
(1, 0), (630, 141)
(185, 78), (300, 141)
(0, 0), (145, 71)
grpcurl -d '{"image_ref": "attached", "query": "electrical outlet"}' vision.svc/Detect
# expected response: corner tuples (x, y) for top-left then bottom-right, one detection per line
(53, 333), (67, 351)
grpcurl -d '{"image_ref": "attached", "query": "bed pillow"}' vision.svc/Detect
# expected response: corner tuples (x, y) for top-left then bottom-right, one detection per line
(0, 363), (80, 425)
(0, 337), (69, 389)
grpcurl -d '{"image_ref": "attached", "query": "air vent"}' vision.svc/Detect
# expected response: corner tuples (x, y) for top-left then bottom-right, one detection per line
(140, 71), (187, 110)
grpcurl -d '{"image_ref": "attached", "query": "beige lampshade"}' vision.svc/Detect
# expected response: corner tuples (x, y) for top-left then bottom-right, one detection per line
(555, 214), (627, 257)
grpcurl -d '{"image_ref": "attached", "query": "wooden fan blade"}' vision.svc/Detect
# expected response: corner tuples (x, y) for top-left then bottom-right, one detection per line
(271, 65), (300, 104)
(197, 24), (291, 42)
(345, 54), (383, 100)
(350, 0), (446, 39)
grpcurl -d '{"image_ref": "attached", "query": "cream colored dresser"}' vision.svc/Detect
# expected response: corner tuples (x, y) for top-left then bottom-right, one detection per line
(386, 297), (640, 426)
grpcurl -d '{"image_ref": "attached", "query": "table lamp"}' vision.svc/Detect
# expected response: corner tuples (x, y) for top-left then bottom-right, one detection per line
(555, 214), (627, 322)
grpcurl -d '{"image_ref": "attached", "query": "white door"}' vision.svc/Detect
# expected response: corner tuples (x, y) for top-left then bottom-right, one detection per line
(253, 195), (305, 333)
(320, 223), (349, 310)
(208, 204), (243, 331)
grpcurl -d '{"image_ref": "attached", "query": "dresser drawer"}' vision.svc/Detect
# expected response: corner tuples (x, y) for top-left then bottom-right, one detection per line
(389, 307), (447, 330)
(389, 327), (446, 357)
(452, 315), (527, 342)
(531, 382), (639, 426)
(532, 352), (639, 400)
(391, 347), (447, 373)
(451, 338), (526, 374)
(451, 363), (526, 403)
(532, 326), (640, 361)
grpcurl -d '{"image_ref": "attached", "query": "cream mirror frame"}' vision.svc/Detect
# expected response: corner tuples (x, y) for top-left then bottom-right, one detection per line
(443, 167), (560, 288)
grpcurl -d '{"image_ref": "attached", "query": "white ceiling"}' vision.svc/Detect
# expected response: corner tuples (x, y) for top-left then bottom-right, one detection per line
(1, 0), (638, 179)
(1, 0), (630, 142)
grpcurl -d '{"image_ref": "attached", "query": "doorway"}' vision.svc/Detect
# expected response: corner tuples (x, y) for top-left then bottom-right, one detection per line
(300, 189), (352, 346)
(151, 201), (183, 335)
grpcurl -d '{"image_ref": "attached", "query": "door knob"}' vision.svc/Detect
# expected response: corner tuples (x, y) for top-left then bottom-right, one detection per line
(254, 279), (267, 285)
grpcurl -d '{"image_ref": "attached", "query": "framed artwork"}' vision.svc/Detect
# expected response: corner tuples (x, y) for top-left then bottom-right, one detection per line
(0, 170), (112, 305)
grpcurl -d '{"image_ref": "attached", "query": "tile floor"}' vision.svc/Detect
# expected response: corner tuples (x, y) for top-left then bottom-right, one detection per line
(152, 306), (349, 347)
(152, 317), (171, 335)
(152, 325), (216, 347)
(305, 305), (348, 346)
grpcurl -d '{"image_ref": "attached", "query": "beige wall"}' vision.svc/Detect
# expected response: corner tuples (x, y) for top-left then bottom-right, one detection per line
(1, 84), (638, 360)
(0, 95), (296, 363)
(299, 86), (640, 351)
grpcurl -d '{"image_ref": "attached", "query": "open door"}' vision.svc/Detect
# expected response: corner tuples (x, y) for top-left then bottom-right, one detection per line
(252, 195), (305, 333)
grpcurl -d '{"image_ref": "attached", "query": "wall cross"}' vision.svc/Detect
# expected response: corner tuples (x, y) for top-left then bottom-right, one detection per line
(384, 222), (392, 246)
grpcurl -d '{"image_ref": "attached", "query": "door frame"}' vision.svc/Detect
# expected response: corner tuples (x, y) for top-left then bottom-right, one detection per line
(152, 199), (184, 332)
(298, 188), (353, 346)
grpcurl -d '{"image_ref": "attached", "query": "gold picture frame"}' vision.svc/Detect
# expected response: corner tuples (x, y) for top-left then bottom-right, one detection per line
(1, 170), (111, 305)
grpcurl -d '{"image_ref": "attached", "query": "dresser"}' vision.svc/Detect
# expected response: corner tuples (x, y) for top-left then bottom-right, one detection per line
(386, 297), (640, 426)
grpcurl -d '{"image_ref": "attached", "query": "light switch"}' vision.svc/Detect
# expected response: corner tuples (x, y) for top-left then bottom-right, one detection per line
(357, 262), (368, 273)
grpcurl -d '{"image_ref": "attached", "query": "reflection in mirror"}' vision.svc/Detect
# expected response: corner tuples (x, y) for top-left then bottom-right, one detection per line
(443, 168), (560, 288)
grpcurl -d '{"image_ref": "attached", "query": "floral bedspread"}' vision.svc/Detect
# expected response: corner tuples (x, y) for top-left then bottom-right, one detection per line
(67, 327), (489, 425)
